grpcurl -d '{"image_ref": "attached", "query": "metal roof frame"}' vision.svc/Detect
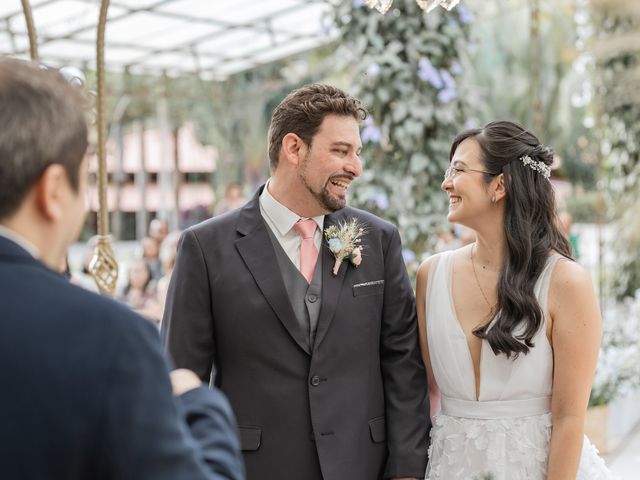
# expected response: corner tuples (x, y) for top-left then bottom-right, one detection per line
(1, 0), (334, 79)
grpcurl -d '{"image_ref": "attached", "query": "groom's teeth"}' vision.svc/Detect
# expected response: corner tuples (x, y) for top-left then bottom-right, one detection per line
(332, 181), (348, 189)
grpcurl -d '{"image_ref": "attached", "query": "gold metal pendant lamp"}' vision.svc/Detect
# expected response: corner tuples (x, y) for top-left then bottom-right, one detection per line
(20, 0), (118, 295)
(88, 0), (119, 295)
(20, 0), (38, 61)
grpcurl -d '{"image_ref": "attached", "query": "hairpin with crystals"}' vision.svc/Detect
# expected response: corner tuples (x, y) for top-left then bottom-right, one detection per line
(520, 154), (551, 179)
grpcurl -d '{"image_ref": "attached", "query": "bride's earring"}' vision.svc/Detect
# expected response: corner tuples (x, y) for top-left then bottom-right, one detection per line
(491, 196), (497, 204)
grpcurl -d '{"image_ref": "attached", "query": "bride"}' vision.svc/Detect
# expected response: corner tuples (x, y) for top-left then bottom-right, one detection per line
(416, 121), (614, 479)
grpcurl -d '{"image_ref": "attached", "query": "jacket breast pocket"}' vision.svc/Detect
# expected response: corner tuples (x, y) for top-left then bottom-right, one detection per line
(368, 416), (386, 443)
(238, 426), (261, 451)
(352, 280), (384, 297)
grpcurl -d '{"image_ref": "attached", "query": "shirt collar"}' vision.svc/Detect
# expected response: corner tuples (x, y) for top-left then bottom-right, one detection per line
(0, 225), (41, 259)
(259, 180), (324, 236)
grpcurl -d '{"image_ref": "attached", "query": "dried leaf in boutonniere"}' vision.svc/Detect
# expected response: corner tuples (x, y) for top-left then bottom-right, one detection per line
(324, 218), (366, 276)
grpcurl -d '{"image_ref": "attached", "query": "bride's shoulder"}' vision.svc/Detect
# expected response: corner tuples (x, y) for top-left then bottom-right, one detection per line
(416, 248), (457, 289)
(548, 255), (593, 297)
(416, 245), (470, 279)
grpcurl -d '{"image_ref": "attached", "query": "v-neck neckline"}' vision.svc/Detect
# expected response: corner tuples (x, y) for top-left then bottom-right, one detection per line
(446, 251), (494, 402)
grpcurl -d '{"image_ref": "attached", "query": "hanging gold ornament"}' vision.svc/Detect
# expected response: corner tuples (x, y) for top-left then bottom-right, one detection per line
(439, 0), (462, 11)
(364, 0), (462, 14)
(363, 0), (394, 15)
(88, 0), (119, 296)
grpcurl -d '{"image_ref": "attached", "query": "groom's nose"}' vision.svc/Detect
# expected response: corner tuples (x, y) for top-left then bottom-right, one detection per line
(344, 152), (362, 178)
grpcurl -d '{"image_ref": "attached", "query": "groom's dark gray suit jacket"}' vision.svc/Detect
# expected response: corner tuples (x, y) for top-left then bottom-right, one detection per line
(162, 186), (430, 480)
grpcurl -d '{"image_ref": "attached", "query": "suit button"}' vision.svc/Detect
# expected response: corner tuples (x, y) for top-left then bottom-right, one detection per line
(310, 375), (321, 387)
(307, 294), (318, 303)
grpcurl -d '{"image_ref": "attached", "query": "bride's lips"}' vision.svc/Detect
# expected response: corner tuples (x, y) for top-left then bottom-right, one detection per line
(448, 195), (461, 208)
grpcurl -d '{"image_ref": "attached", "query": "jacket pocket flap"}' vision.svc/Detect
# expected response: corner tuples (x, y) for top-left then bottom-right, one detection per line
(368, 416), (386, 443)
(353, 280), (385, 297)
(238, 426), (262, 451)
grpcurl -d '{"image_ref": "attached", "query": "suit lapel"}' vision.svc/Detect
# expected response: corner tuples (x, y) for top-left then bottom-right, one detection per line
(235, 188), (311, 355)
(314, 212), (348, 350)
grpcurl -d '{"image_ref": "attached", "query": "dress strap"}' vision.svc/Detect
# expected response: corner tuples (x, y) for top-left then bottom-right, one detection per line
(535, 253), (565, 312)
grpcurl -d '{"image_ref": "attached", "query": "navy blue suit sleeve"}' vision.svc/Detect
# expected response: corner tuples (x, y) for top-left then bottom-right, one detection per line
(178, 387), (244, 479)
(103, 312), (244, 480)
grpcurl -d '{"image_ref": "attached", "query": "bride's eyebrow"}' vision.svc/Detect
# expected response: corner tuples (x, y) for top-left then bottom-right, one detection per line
(452, 160), (467, 167)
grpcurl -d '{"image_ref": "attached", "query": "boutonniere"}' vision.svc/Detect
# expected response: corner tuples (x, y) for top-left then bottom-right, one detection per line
(324, 218), (366, 276)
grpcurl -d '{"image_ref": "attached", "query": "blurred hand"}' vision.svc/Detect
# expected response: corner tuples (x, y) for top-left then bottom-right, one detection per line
(169, 368), (202, 396)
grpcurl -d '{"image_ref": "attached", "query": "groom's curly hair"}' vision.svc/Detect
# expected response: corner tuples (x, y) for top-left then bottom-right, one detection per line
(267, 84), (367, 171)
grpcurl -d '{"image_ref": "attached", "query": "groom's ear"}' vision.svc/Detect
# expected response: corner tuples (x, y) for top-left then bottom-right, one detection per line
(281, 133), (307, 167)
(492, 173), (506, 202)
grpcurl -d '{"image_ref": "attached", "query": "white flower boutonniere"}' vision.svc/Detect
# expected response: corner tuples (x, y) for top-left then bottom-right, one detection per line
(324, 218), (366, 276)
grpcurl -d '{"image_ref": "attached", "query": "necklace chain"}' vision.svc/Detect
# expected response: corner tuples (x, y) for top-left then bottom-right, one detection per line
(471, 243), (495, 313)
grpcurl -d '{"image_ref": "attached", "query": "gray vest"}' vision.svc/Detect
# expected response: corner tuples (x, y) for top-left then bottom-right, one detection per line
(266, 228), (322, 350)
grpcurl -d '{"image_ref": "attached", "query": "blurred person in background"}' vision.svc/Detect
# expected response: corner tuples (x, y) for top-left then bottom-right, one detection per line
(150, 218), (169, 245)
(157, 230), (182, 318)
(215, 181), (246, 216)
(142, 235), (163, 280)
(120, 259), (161, 323)
(557, 211), (580, 259)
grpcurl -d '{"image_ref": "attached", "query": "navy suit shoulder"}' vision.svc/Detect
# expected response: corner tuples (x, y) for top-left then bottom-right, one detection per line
(0, 237), (244, 480)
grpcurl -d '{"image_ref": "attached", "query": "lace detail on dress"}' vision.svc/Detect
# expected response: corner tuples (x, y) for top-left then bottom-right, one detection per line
(426, 413), (552, 480)
(425, 413), (618, 480)
(577, 437), (619, 480)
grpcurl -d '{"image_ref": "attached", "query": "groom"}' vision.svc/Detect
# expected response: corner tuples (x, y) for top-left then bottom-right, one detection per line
(162, 84), (429, 480)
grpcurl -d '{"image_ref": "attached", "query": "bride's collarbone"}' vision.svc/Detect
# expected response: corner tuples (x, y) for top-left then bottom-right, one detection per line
(451, 266), (497, 330)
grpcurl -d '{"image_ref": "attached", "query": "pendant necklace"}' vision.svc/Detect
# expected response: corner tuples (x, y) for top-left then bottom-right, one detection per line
(470, 243), (496, 314)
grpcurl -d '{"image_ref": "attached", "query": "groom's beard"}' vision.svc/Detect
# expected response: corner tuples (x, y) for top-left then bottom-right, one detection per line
(298, 155), (351, 213)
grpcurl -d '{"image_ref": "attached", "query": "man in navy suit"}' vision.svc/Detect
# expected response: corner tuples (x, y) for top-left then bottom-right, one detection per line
(0, 59), (244, 479)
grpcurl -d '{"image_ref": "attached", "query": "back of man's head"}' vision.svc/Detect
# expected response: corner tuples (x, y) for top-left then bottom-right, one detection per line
(0, 59), (88, 220)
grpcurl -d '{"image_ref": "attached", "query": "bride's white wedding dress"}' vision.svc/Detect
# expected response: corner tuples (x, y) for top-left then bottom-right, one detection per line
(425, 251), (615, 480)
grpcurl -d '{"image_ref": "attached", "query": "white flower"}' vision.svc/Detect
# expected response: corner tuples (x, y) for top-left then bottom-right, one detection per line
(324, 218), (366, 276)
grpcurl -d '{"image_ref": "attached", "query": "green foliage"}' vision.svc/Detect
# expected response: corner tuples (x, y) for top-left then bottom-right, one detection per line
(589, 291), (640, 406)
(459, 1), (599, 189)
(332, 0), (473, 252)
(564, 190), (608, 224)
(595, 5), (640, 301)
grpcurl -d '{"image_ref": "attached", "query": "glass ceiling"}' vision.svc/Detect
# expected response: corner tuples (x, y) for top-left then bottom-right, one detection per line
(0, 0), (335, 79)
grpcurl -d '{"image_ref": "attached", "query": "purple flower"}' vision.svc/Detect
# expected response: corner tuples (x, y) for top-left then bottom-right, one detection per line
(362, 124), (382, 144)
(438, 88), (457, 103)
(451, 62), (463, 76)
(366, 63), (381, 77)
(440, 70), (457, 90)
(437, 70), (457, 102)
(368, 191), (389, 210)
(362, 117), (382, 144)
(402, 248), (416, 264)
(352, 0), (365, 7)
(457, 4), (474, 24)
(464, 118), (478, 129)
(418, 57), (443, 89)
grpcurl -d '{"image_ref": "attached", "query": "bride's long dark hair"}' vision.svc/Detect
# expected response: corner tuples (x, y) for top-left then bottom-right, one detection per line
(450, 120), (573, 358)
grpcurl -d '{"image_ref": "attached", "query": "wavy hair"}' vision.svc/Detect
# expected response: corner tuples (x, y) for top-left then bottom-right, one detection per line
(449, 120), (573, 357)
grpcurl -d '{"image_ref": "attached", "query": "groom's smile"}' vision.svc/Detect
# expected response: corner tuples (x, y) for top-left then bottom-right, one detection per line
(297, 113), (362, 214)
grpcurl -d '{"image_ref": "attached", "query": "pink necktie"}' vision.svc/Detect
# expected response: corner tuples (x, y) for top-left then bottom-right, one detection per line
(294, 219), (319, 284)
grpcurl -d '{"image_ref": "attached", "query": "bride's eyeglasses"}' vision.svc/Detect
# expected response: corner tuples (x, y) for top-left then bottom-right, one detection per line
(443, 166), (495, 181)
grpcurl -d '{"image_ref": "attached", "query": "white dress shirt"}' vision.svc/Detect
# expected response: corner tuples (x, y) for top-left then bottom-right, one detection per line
(0, 225), (40, 259)
(259, 181), (324, 270)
